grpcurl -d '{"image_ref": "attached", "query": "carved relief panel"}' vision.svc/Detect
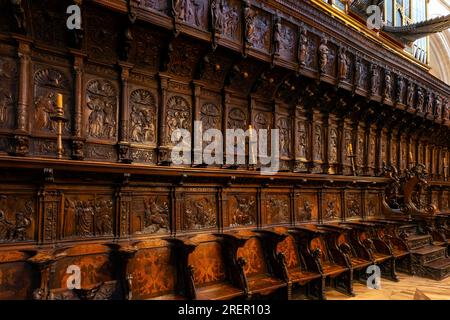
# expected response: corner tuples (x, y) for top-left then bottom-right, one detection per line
(129, 89), (157, 145)
(305, 32), (319, 71)
(0, 193), (35, 243)
(345, 192), (361, 220)
(62, 193), (114, 239)
(367, 128), (376, 174)
(227, 192), (257, 228)
(165, 94), (192, 146)
(275, 19), (297, 61)
(0, 57), (17, 130)
(30, 0), (68, 48)
(131, 194), (170, 235)
(322, 192), (341, 222)
(245, 6), (271, 52)
(33, 67), (71, 136)
(182, 193), (217, 231)
(294, 108), (309, 172)
(400, 136), (407, 171)
(84, 79), (118, 142)
(173, 0), (209, 29)
(132, 26), (166, 70)
(295, 191), (318, 223)
(140, 0), (169, 14)
(366, 193), (381, 218)
(264, 192), (290, 225)
(391, 135), (398, 168)
(216, 0), (242, 41)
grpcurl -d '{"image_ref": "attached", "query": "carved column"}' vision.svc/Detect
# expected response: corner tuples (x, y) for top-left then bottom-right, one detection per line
(192, 82), (202, 166)
(116, 178), (132, 239)
(38, 180), (61, 245)
(341, 118), (353, 175)
(326, 113), (339, 175)
(293, 105), (309, 173)
(70, 49), (86, 160)
(158, 74), (170, 164)
(12, 36), (32, 156)
(310, 110), (323, 173)
(118, 62), (133, 163)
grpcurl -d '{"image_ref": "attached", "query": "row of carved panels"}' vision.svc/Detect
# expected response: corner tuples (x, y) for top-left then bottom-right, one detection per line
(0, 186), (390, 244)
(1, 60), (449, 175)
(6, 0), (449, 123)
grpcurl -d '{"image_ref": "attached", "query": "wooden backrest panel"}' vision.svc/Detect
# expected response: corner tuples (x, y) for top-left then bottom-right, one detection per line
(129, 245), (177, 299)
(276, 235), (300, 270)
(237, 237), (267, 277)
(310, 236), (329, 263)
(0, 250), (37, 299)
(188, 241), (227, 287)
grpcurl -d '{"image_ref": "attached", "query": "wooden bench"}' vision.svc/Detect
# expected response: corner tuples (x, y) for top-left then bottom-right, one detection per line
(219, 230), (287, 299)
(182, 234), (245, 300)
(257, 227), (324, 300)
(289, 224), (354, 297)
(340, 221), (398, 281)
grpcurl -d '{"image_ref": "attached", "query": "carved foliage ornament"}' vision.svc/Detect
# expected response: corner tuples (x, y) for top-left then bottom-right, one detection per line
(86, 79), (117, 140)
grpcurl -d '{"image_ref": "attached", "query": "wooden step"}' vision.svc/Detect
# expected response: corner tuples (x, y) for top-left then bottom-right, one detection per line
(421, 258), (450, 280)
(406, 234), (432, 249)
(411, 245), (447, 264)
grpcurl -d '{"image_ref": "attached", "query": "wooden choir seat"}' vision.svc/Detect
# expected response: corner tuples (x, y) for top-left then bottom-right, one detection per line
(320, 224), (372, 278)
(340, 221), (398, 281)
(220, 230), (287, 299)
(27, 244), (121, 300)
(118, 239), (188, 300)
(289, 225), (353, 297)
(184, 234), (245, 300)
(262, 227), (323, 300)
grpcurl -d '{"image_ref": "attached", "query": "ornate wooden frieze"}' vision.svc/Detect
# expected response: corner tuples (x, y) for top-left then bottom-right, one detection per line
(84, 144), (116, 161)
(366, 192), (381, 218)
(38, 188), (60, 243)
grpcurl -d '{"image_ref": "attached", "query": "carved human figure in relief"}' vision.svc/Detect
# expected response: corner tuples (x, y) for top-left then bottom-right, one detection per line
(406, 81), (415, 107)
(0, 198), (33, 241)
(347, 199), (360, 217)
(75, 201), (94, 237)
(416, 87), (425, 112)
(244, 3), (254, 46)
(223, 2), (239, 39)
(384, 70), (392, 99)
(297, 122), (308, 159)
(211, 0), (225, 34)
(314, 125), (322, 160)
(355, 58), (365, 88)
(443, 100), (449, 120)
(299, 200), (312, 221)
(273, 15), (282, 55)
(338, 47), (348, 80)
(95, 200), (113, 235)
(435, 96), (442, 120)
(329, 128), (338, 163)
(0, 90), (12, 126)
(35, 92), (57, 132)
(298, 27), (308, 67)
(143, 197), (169, 234)
(370, 65), (380, 95)
(396, 77), (405, 104)
(318, 37), (329, 74)
(425, 91), (433, 114)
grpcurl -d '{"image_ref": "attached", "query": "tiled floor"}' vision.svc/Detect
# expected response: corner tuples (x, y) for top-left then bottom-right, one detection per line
(326, 273), (450, 300)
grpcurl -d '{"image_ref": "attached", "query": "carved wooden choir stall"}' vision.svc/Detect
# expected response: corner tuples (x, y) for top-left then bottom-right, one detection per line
(0, 0), (449, 300)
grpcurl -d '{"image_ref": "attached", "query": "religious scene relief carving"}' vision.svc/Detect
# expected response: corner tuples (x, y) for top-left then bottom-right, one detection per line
(130, 89), (157, 145)
(85, 79), (117, 141)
